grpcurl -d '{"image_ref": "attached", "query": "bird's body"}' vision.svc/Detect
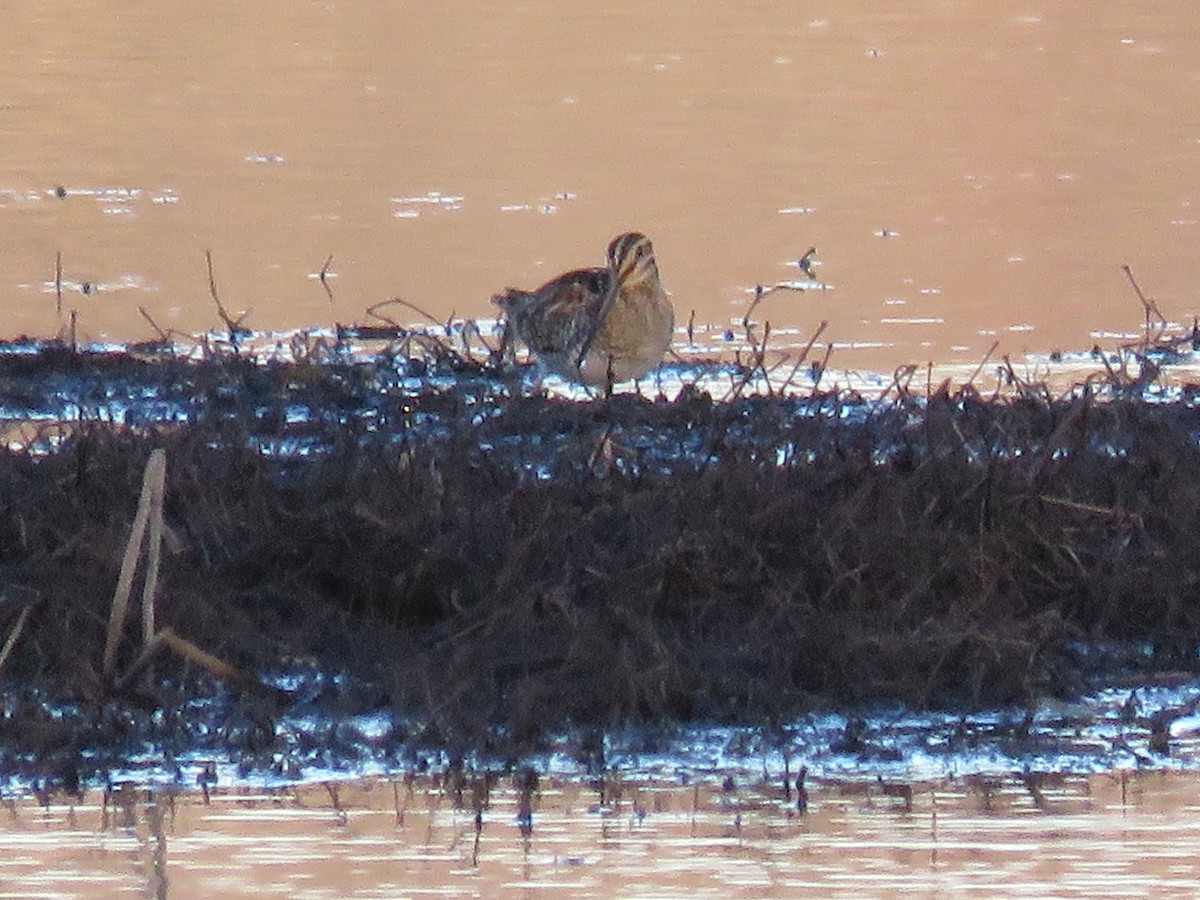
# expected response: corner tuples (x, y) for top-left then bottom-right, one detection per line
(493, 232), (674, 386)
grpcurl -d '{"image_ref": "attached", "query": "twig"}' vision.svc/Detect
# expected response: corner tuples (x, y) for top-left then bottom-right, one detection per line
(112, 627), (171, 692)
(159, 628), (258, 686)
(776, 320), (829, 393)
(1039, 494), (1140, 525)
(587, 424), (617, 470)
(795, 246), (818, 279)
(881, 364), (918, 403)
(205, 250), (251, 340)
(744, 284), (765, 329)
(964, 340), (1001, 389)
(757, 322), (774, 396)
(459, 318), (486, 361)
(998, 354), (1049, 401)
(368, 297), (440, 328)
(360, 299), (491, 371)
(744, 267), (825, 329)
(319, 254), (335, 303)
(0, 598), (36, 673)
(138, 307), (170, 343)
(726, 318), (776, 400)
(115, 628), (265, 696)
(115, 627), (260, 692)
(811, 341), (834, 388)
(796, 319), (829, 364)
(1122, 264), (1167, 340)
(1091, 345), (1126, 388)
(55, 251), (63, 317)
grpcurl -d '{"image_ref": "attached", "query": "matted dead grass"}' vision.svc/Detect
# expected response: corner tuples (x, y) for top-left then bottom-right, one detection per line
(2, 336), (1200, 779)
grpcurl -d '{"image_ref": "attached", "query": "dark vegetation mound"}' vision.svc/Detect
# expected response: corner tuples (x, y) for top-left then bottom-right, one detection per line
(3, 341), (1200, 777)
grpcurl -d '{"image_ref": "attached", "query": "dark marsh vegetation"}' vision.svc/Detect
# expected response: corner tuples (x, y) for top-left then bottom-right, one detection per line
(2, 329), (1200, 782)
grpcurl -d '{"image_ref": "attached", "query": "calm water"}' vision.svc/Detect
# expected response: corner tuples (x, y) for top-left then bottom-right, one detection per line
(4, 774), (1200, 898)
(2, 2), (1199, 374)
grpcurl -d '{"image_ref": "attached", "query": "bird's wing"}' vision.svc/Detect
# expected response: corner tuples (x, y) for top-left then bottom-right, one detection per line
(523, 267), (610, 354)
(572, 274), (619, 367)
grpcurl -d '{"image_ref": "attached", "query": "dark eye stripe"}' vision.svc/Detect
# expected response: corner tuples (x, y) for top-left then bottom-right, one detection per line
(608, 233), (651, 268)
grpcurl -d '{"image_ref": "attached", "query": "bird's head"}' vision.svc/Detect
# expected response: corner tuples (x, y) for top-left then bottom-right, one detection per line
(607, 232), (659, 288)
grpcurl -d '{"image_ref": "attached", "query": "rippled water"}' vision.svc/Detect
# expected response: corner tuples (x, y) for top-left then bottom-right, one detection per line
(1, 2), (1198, 375)
(4, 772), (1200, 898)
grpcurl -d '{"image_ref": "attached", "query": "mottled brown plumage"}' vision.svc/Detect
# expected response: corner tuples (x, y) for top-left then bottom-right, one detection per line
(493, 232), (675, 386)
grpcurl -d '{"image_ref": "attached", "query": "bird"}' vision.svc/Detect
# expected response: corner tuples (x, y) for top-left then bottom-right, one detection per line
(492, 232), (675, 386)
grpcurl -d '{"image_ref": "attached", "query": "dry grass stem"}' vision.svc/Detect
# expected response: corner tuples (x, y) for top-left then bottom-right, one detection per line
(160, 627), (258, 688)
(205, 250), (251, 339)
(0, 605), (33, 673)
(102, 449), (166, 678)
(141, 451), (167, 644)
(1122, 263), (1167, 340)
(318, 253), (335, 303)
(138, 307), (170, 343)
(112, 627), (171, 692)
(966, 340), (1002, 389)
(54, 251), (63, 317)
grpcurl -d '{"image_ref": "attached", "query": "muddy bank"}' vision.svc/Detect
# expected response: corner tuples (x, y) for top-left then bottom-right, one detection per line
(2, 338), (1200, 783)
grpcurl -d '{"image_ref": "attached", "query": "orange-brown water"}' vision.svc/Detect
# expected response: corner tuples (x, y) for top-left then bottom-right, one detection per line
(3, 773), (1200, 898)
(5, 7), (1200, 893)
(2, 3), (1199, 374)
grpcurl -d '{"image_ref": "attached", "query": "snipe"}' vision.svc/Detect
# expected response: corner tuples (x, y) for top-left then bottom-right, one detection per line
(493, 232), (675, 386)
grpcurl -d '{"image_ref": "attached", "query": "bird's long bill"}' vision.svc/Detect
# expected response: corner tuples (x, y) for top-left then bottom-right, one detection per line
(573, 280), (620, 368)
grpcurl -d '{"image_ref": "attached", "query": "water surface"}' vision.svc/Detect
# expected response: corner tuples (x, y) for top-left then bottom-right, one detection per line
(2, 2), (1198, 373)
(3, 773), (1199, 898)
